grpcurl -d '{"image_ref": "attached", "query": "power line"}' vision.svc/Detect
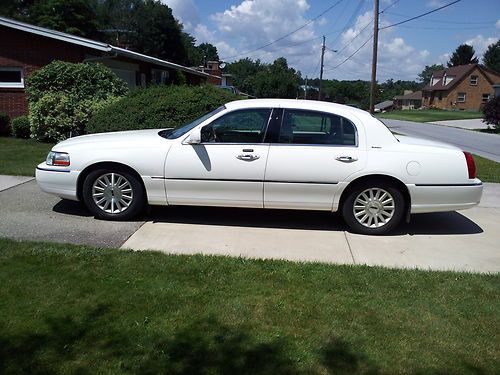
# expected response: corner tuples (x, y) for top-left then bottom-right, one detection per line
(384, 11), (496, 24)
(380, 0), (462, 30)
(221, 0), (346, 60)
(324, 34), (373, 71)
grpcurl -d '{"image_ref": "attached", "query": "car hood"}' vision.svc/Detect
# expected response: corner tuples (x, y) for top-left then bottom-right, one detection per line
(53, 129), (170, 150)
(394, 134), (459, 151)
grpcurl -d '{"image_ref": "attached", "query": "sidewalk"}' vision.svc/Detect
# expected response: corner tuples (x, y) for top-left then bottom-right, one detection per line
(428, 118), (489, 130)
(0, 175), (33, 191)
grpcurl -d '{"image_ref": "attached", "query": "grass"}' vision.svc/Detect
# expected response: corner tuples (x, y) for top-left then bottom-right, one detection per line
(377, 109), (482, 123)
(0, 137), (53, 176)
(474, 154), (500, 183)
(0, 238), (498, 374)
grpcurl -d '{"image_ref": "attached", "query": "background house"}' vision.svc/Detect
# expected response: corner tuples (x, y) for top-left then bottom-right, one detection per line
(394, 90), (422, 110)
(374, 100), (394, 112)
(0, 16), (218, 118)
(421, 64), (500, 111)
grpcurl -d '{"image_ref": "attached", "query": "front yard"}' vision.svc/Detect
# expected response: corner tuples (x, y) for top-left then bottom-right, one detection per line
(0, 238), (498, 374)
(0, 138), (53, 176)
(377, 109), (482, 123)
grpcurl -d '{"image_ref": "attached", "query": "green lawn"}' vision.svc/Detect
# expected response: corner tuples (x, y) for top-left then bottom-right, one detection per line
(0, 238), (498, 374)
(377, 109), (482, 123)
(474, 154), (500, 183)
(0, 137), (53, 176)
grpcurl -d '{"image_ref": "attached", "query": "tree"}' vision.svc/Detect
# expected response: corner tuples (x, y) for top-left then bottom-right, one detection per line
(129, 0), (188, 64)
(1, 0), (100, 38)
(418, 64), (444, 84)
(447, 44), (479, 67)
(198, 43), (219, 63)
(482, 96), (500, 131)
(253, 58), (300, 98)
(483, 40), (500, 73)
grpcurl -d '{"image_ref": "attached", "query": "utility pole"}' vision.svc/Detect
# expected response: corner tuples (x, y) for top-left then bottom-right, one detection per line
(369, 0), (379, 114)
(318, 35), (326, 101)
(304, 75), (308, 99)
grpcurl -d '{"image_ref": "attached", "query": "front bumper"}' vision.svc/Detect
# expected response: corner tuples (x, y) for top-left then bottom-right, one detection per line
(35, 163), (80, 201)
(408, 180), (483, 213)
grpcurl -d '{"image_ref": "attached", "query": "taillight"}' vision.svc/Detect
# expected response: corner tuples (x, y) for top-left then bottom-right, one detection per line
(463, 152), (476, 179)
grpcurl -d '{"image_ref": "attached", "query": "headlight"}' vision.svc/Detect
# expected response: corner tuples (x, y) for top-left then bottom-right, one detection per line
(46, 151), (70, 166)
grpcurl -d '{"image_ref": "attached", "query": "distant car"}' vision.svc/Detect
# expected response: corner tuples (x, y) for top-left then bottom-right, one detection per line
(36, 99), (482, 235)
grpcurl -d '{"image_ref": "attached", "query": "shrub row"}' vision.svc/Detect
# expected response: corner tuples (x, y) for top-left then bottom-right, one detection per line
(87, 85), (239, 134)
(27, 61), (128, 142)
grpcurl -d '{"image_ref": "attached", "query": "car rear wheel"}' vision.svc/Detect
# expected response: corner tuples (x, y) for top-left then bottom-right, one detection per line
(82, 168), (145, 220)
(341, 181), (405, 235)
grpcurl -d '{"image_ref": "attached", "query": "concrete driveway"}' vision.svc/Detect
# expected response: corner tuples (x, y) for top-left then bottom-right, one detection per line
(1, 177), (499, 273)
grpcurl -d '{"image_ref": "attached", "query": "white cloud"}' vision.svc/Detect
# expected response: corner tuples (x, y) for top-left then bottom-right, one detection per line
(465, 35), (499, 57)
(426, 0), (446, 7)
(496, 19), (500, 29)
(211, 0), (317, 62)
(323, 11), (433, 81)
(160, 0), (200, 30)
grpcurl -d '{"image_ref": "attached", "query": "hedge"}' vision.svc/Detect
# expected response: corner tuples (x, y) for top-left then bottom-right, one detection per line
(26, 61), (128, 142)
(87, 85), (239, 134)
(11, 116), (30, 139)
(0, 112), (11, 137)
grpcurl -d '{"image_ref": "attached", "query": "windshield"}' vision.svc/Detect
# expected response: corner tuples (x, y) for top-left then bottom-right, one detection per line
(160, 106), (226, 139)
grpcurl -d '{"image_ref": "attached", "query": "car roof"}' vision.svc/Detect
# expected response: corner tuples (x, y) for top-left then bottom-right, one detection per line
(224, 98), (371, 118)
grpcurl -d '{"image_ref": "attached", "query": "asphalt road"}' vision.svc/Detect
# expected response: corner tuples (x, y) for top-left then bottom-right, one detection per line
(384, 119), (500, 162)
(0, 180), (143, 248)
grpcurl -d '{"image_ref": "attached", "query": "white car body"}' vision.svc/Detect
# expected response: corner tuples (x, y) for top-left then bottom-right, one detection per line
(36, 99), (482, 233)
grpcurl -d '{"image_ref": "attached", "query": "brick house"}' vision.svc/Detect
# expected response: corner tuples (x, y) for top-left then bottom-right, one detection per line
(0, 16), (219, 118)
(393, 90), (422, 110)
(421, 64), (500, 111)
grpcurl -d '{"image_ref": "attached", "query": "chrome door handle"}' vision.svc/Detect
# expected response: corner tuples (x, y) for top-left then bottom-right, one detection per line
(237, 154), (260, 161)
(336, 156), (358, 163)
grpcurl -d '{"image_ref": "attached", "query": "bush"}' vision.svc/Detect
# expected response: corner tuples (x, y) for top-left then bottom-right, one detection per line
(26, 60), (128, 103)
(483, 95), (500, 131)
(26, 61), (128, 142)
(30, 94), (118, 142)
(11, 116), (31, 139)
(87, 85), (239, 134)
(0, 112), (11, 137)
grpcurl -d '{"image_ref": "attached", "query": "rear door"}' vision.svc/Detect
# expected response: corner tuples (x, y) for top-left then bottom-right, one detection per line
(264, 108), (366, 210)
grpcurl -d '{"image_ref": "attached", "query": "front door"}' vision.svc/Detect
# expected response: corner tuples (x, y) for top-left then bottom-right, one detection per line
(264, 108), (366, 210)
(165, 108), (273, 208)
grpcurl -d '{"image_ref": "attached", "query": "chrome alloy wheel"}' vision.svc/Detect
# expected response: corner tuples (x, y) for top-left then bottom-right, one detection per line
(92, 173), (133, 214)
(353, 188), (395, 228)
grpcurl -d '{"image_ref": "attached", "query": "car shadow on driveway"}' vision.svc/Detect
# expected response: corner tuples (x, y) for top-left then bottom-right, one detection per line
(146, 206), (483, 236)
(51, 200), (483, 236)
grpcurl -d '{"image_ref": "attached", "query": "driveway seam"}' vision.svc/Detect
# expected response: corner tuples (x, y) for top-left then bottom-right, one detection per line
(343, 231), (356, 264)
(0, 176), (34, 193)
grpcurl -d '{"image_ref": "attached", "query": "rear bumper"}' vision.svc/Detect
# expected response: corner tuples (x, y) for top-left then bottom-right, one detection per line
(408, 181), (483, 213)
(35, 164), (79, 201)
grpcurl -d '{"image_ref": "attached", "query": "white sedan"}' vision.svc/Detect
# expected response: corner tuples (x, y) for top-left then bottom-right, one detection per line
(36, 99), (483, 235)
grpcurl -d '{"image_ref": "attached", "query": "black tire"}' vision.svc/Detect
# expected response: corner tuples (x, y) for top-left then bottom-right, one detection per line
(82, 168), (145, 220)
(341, 180), (405, 235)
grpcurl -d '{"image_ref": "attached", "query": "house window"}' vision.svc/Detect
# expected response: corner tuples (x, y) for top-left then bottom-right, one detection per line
(457, 92), (466, 103)
(0, 67), (24, 88)
(482, 93), (491, 103)
(470, 75), (478, 85)
(151, 69), (169, 85)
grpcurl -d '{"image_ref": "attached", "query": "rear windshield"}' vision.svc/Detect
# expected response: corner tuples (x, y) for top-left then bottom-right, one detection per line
(159, 106), (226, 139)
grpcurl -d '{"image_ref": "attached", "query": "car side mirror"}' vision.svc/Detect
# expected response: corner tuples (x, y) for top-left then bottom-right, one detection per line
(186, 128), (201, 144)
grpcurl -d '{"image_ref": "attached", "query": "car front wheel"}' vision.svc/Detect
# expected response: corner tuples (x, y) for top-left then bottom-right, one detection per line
(82, 168), (145, 220)
(341, 181), (405, 235)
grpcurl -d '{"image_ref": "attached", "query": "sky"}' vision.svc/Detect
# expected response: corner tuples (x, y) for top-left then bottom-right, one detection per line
(161, 0), (500, 82)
